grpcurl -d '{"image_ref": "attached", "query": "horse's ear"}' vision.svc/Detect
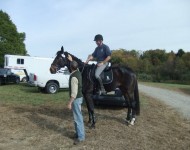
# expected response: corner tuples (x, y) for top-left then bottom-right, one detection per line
(61, 46), (64, 54)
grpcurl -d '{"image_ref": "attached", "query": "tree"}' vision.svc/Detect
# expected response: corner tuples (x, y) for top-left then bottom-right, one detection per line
(111, 49), (139, 71)
(181, 52), (190, 69)
(176, 49), (185, 57)
(160, 51), (176, 80)
(141, 49), (167, 66)
(174, 57), (187, 80)
(0, 10), (27, 66)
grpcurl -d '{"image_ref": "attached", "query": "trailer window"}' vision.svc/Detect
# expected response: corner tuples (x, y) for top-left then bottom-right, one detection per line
(17, 59), (24, 64)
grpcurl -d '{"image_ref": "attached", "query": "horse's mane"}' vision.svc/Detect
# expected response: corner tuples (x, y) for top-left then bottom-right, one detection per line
(56, 50), (62, 56)
(64, 51), (83, 64)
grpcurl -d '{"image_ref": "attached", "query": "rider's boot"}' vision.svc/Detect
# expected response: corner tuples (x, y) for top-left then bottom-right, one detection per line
(97, 77), (106, 95)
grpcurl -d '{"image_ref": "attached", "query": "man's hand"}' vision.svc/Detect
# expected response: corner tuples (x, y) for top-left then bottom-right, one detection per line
(67, 102), (72, 110)
(85, 55), (93, 64)
(97, 62), (104, 67)
(67, 54), (73, 62)
(67, 97), (74, 110)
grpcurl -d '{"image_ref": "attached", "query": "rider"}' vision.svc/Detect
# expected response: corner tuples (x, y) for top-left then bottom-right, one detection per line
(85, 34), (111, 94)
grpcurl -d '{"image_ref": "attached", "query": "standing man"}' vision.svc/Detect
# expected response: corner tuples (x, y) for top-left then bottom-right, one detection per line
(67, 60), (85, 145)
(85, 34), (111, 94)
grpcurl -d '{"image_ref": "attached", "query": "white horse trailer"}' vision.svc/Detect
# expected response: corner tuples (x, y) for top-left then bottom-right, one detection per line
(4, 54), (54, 81)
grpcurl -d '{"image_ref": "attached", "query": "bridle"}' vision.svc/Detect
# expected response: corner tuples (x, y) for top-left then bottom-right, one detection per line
(51, 64), (59, 72)
(51, 54), (68, 73)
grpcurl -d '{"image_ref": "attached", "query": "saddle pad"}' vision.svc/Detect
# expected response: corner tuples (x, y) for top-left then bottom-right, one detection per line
(101, 69), (113, 84)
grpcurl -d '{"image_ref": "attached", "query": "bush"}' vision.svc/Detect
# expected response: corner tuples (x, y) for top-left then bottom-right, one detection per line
(137, 73), (153, 81)
(181, 72), (190, 81)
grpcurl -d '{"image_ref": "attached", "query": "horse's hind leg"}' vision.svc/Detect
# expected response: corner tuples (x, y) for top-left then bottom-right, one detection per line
(123, 94), (131, 123)
(130, 100), (136, 125)
(125, 93), (136, 125)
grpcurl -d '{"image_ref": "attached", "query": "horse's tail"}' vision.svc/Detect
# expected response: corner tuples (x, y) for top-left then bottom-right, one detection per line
(134, 79), (140, 115)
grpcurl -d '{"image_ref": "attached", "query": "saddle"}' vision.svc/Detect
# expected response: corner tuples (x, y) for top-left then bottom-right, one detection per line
(89, 63), (113, 84)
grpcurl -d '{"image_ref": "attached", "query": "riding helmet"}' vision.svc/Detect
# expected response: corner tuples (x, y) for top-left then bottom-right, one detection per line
(94, 34), (103, 41)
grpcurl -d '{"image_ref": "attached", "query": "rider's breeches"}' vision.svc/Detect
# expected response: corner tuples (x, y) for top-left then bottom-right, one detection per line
(95, 62), (108, 79)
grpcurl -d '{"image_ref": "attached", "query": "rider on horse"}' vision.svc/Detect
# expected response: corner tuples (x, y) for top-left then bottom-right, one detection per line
(85, 34), (111, 95)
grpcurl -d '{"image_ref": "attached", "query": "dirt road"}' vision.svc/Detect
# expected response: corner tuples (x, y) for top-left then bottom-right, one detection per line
(139, 84), (190, 119)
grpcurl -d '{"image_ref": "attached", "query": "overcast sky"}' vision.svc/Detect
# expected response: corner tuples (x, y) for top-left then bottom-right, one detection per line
(1, 0), (190, 60)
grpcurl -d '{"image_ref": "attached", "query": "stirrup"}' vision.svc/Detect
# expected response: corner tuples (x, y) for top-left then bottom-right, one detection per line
(98, 90), (106, 95)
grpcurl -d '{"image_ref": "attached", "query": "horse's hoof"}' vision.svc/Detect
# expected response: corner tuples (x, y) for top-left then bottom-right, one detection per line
(126, 120), (131, 126)
(126, 118), (135, 126)
(89, 124), (96, 129)
(130, 118), (136, 125)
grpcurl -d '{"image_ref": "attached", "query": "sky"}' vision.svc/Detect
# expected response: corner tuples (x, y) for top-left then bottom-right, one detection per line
(1, 0), (190, 60)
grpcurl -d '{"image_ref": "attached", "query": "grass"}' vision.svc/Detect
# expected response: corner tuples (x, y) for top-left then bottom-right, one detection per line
(0, 83), (190, 149)
(0, 83), (150, 107)
(0, 83), (69, 106)
(140, 81), (190, 95)
(1, 82), (189, 106)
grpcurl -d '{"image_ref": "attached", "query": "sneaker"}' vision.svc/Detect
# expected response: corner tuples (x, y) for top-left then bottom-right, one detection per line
(73, 139), (84, 145)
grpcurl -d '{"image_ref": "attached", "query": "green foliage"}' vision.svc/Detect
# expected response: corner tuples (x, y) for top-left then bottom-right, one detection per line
(141, 49), (167, 66)
(176, 49), (185, 57)
(137, 73), (153, 81)
(0, 10), (27, 66)
(111, 49), (190, 84)
(111, 49), (139, 72)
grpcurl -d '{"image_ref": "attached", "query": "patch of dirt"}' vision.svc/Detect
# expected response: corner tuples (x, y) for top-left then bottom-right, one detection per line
(0, 95), (190, 150)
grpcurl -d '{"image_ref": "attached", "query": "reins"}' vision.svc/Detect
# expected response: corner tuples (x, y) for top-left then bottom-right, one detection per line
(81, 63), (86, 74)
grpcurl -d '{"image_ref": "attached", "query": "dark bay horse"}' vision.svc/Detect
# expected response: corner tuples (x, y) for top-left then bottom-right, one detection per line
(50, 47), (140, 128)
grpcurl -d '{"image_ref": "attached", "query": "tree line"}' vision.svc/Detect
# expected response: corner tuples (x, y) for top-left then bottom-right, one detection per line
(111, 49), (190, 84)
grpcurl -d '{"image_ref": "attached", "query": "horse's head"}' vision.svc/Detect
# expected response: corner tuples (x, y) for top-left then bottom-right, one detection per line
(50, 46), (68, 74)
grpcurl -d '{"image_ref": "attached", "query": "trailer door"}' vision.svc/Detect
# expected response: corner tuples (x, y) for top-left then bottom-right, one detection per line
(4, 56), (9, 67)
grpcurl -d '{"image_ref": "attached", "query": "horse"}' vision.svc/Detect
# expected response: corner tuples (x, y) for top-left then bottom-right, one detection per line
(50, 46), (140, 128)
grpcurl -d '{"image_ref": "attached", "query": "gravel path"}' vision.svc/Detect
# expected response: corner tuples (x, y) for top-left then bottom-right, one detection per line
(139, 84), (190, 120)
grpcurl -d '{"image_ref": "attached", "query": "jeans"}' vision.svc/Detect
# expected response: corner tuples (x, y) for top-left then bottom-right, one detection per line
(72, 97), (85, 141)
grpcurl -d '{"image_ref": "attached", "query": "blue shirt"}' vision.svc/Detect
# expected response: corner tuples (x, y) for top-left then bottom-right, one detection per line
(92, 44), (111, 61)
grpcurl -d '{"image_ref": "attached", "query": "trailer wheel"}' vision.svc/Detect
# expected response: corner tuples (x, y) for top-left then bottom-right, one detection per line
(45, 82), (59, 94)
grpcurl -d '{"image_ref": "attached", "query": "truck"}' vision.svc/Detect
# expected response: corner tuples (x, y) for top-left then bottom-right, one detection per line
(0, 68), (20, 85)
(28, 68), (70, 94)
(4, 54), (70, 93)
(4, 54), (54, 81)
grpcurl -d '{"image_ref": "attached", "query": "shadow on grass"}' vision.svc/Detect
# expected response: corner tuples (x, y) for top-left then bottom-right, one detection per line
(95, 106), (128, 125)
(13, 106), (75, 139)
(179, 88), (190, 95)
(81, 103), (128, 125)
(13, 103), (128, 133)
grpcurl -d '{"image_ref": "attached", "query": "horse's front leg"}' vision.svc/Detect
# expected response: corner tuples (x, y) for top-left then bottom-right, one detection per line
(84, 92), (96, 129)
